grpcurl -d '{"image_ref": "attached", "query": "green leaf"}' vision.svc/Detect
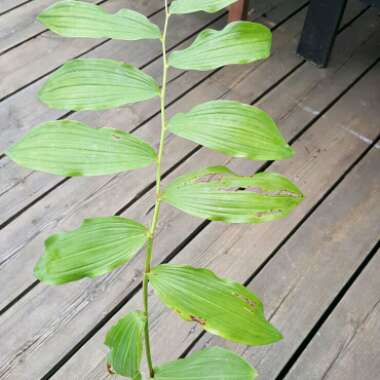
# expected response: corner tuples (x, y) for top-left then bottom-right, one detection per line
(149, 264), (282, 346)
(153, 347), (257, 380)
(170, 0), (239, 14)
(168, 21), (271, 71)
(38, 0), (161, 40)
(162, 166), (303, 224)
(168, 100), (293, 160)
(34, 217), (148, 284)
(6, 120), (157, 177)
(39, 58), (160, 111)
(105, 311), (146, 380)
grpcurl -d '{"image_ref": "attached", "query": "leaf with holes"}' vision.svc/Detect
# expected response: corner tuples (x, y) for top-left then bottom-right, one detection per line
(39, 58), (160, 111)
(170, 0), (239, 14)
(162, 166), (303, 223)
(105, 311), (146, 380)
(153, 347), (257, 380)
(34, 217), (148, 284)
(168, 21), (271, 71)
(149, 264), (282, 346)
(6, 120), (157, 177)
(168, 100), (293, 160)
(38, 0), (161, 40)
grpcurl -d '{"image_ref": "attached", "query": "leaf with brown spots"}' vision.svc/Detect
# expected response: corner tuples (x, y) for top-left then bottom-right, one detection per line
(105, 311), (145, 380)
(149, 264), (282, 346)
(162, 166), (303, 223)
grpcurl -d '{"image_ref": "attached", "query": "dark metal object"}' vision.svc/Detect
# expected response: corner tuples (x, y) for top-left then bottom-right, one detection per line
(297, 0), (380, 67)
(297, 0), (348, 67)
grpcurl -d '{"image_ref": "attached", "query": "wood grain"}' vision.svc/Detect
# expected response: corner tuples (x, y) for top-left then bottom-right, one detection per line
(286, 244), (380, 380)
(50, 63), (380, 379)
(191, 146), (380, 380)
(0, 0), (31, 15)
(0, 0), (99, 55)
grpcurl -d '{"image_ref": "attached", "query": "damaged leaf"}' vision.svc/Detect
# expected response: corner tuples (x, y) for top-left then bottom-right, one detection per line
(162, 166), (303, 223)
(149, 264), (282, 346)
(153, 347), (257, 380)
(168, 100), (294, 160)
(105, 311), (146, 380)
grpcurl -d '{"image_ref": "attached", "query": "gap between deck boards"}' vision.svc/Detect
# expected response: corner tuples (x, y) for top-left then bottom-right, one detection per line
(284, 241), (380, 380)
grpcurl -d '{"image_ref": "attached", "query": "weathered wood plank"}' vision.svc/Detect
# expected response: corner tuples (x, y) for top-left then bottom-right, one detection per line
(1, 14), (379, 379)
(286, 245), (380, 380)
(190, 147), (380, 380)
(53, 64), (380, 379)
(0, 0), (30, 15)
(0, 0), (99, 55)
(0, 0), (310, 305)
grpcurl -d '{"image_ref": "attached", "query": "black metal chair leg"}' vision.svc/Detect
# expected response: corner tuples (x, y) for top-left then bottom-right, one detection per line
(297, 0), (348, 67)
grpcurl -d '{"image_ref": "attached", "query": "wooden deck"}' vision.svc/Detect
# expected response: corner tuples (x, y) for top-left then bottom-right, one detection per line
(1, 0), (379, 379)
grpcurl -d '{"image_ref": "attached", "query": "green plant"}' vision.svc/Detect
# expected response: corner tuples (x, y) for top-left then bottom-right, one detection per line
(6, 0), (304, 378)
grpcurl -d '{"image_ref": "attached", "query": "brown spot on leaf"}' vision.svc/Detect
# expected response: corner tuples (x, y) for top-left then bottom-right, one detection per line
(195, 173), (227, 184)
(255, 209), (283, 218)
(190, 315), (206, 325)
(234, 292), (258, 310)
(246, 187), (300, 197)
(107, 362), (114, 375)
(112, 134), (121, 141)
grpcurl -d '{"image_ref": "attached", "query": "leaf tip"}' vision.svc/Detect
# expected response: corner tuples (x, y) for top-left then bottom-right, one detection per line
(33, 255), (52, 285)
(266, 322), (283, 344)
(283, 144), (295, 159)
(4, 144), (15, 160)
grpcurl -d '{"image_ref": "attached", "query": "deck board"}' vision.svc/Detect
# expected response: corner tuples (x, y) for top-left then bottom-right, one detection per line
(192, 145), (380, 380)
(286, 244), (380, 380)
(0, 0), (100, 55)
(52, 59), (380, 380)
(0, 0), (31, 16)
(0, 0), (379, 379)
